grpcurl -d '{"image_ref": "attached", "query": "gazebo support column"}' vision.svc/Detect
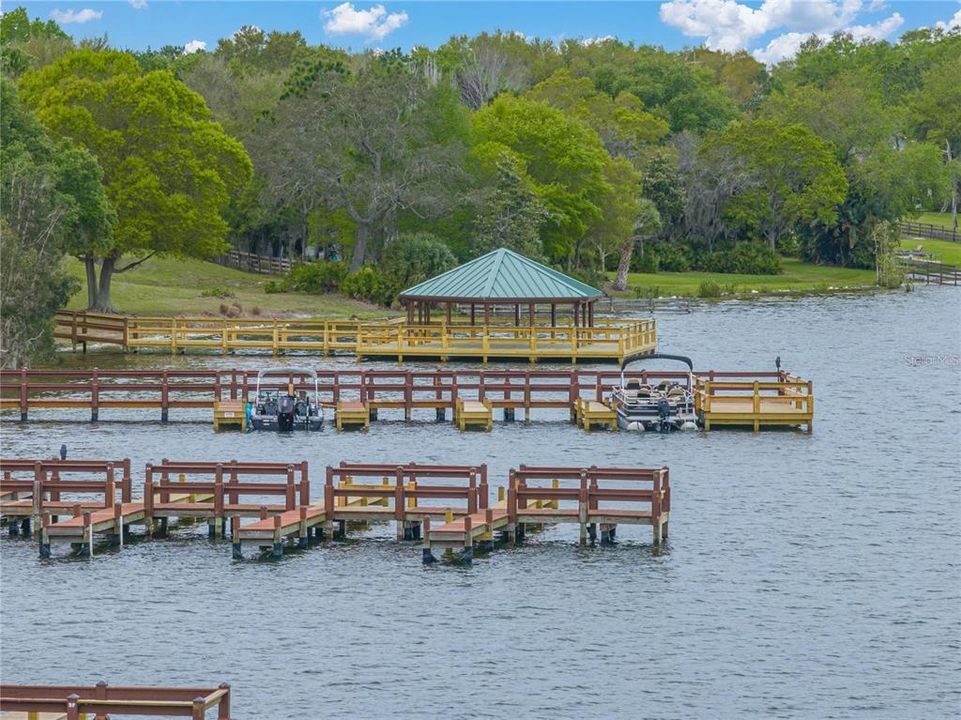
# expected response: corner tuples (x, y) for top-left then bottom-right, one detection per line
(529, 302), (535, 327)
(514, 305), (520, 326)
(406, 302), (414, 325)
(470, 304), (475, 326)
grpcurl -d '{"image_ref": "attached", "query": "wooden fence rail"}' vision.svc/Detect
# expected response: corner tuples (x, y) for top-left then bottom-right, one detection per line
(213, 249), (292, 274)
(900, 220), (960, 243)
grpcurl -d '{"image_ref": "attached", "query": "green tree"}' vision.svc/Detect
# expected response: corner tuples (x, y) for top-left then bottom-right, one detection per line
(0, 79), (111, 366)
(911, 55), (961, 230)
(473, 94), (611, 265)
(0, 6), (72, 79)
(381, 232), (457, 290)
(471, 154), (553, 260)
(254, 61), (469, 271)
(709, 120), (847, 251)
(19, 49), (252, 311)
(615, 198), (661, 291)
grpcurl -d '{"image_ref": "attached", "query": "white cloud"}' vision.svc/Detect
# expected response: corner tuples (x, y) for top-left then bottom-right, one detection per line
(935, 3), (961, 31)
(128, 0), (148, 9)
(581, 35), (616, 46)
(50, 8), (102, 24)
(322, 3), (408, 40)
(183, 40), (207, 54)
(753, 11), (902, 63)
(660, 0), (903, 63)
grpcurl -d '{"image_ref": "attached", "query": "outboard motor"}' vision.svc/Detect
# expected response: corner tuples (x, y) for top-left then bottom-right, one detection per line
(277, 395), (296, 431)
(656, 398), (672, 433)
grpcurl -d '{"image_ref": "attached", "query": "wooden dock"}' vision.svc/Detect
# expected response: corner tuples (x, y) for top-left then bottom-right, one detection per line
(695, 374), (814, 432)
(1, 459), (668, 564)
(1, 368), (814, 432)
(53, 311), (657, 363)
(424, 465), (670, 562)
(0, 681), (230, 719)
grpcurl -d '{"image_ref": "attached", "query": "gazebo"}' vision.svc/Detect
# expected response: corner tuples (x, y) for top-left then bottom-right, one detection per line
(398, 248), (604, 327)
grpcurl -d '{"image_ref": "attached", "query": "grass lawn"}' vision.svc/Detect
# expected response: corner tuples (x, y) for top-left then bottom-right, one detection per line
(912, 211), (958, 230)
(899, 238), (961, 266)
(609, 259), (877, 298)
(63, 256), (398, 319)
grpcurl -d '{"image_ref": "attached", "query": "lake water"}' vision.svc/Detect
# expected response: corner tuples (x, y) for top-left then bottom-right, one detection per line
(1, 288), (959, 719)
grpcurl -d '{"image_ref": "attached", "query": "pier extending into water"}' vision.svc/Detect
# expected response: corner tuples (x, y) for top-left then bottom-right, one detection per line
(0, 681), (230, 719)
(1, 367), (814, 432)
(1, 458), (670, 564)
(53, 311), (656, 363)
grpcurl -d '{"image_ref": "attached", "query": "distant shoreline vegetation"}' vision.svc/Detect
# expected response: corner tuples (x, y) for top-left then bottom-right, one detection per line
(2, 7), (959, 363)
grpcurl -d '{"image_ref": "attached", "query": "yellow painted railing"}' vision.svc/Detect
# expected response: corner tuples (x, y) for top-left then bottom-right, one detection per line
(54, 311), (656, 361)
(694, 376), (814, 432)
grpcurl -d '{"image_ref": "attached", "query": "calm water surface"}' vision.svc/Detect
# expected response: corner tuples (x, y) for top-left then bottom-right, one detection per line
(1, 289), (959, 719)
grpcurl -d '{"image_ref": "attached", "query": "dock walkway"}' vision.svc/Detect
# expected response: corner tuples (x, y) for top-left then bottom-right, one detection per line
(1, 368), (814, 432)
(53, 311), (657, 363)
(2, 459), (670, 564)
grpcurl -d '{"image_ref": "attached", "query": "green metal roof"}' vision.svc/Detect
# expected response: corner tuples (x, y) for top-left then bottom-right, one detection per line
(399, 248), (602, 301)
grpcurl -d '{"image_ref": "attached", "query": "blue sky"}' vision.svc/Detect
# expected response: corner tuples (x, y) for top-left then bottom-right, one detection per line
(12, 1), (961, 63)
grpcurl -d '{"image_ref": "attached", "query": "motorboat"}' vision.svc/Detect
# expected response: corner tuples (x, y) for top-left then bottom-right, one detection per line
(249, 367), (324, 431)
(611, 354), (698, 432)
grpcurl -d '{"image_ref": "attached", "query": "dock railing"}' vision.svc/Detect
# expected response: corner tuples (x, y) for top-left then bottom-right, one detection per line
(0, 681), (231, 719)
(52, 312), (655, 361)
(325, 463), (487, 533)
(694, 371), (813, 432)
(144, 460), (309, 537)
(4, 367), (804, 424)
(504, 465), (670, 544)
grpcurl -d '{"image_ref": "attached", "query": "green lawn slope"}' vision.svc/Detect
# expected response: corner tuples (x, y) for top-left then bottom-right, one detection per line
(609, 258), (877, 298)
(63, 256), (397, 319)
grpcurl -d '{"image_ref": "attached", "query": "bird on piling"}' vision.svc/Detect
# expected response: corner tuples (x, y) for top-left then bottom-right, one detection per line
(775, 356), (781, 373)
(59, 444), (67, 460)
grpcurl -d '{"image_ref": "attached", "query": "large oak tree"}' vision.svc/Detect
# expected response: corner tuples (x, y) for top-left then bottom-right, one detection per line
(19, 49), (252, 311)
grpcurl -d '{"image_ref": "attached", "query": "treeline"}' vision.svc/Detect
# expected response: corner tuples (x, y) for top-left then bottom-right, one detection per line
(1, 7), (959, 360)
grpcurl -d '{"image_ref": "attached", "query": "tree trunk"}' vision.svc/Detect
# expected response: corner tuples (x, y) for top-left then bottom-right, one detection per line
(83, 256), (97, 309)
(948, 140), (958, 232)
(614, 238), (635, 291)
(350, 222), (369, 272)
(767, 227), (778, 252)
(91, 257), (115, 313)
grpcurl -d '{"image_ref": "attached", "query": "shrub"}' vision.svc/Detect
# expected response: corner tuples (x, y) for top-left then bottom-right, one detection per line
(286, 260), (349, 293)
(655, 242), (692, 272)
(264, 280), (285, 294)
(382, 233), (457, 289)
(697, 280), (722, 298)
(699, 243), (782, 275)
(341, 266), (398, 307)
(200, 286), (235, 298)
(636, 251), (659, 273)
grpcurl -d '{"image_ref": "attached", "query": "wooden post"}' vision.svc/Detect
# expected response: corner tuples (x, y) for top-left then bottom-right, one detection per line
(19, 367), (28, 421)
(90, 370), (99, 422)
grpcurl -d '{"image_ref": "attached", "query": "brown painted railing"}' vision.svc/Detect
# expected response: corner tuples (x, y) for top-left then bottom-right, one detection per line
(0, 681), (230, 719)
(1, 368), (788, 422)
